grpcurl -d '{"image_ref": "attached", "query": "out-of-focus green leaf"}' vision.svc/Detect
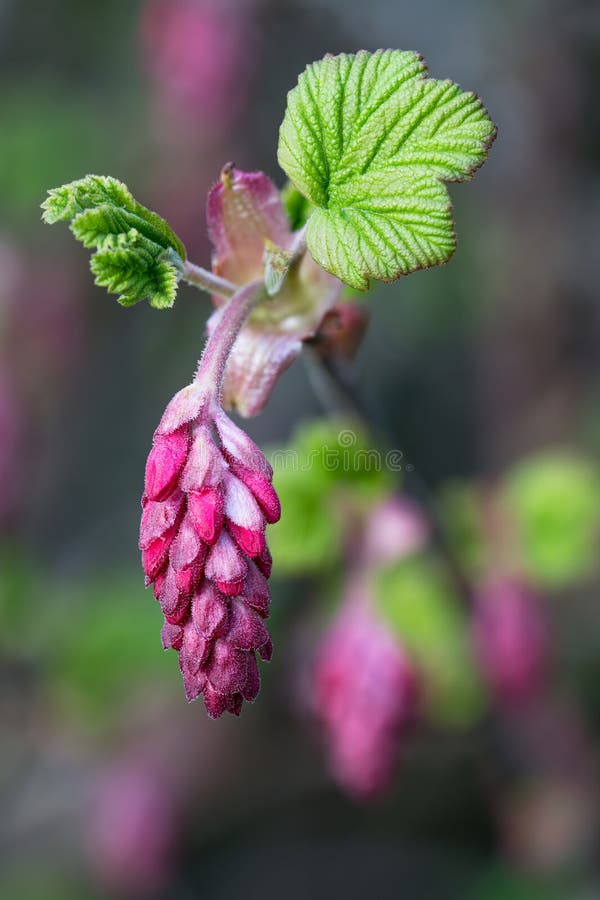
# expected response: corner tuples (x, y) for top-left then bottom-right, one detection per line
(0, 545), (41, 643)
(375, 553), (485, 727)
(438, 480), (487, 578)
(504, 451), (600, 588)
(469, 864), (562, 900)
(49, 570), (174, 721)
(280, 181), (314, 231)
(0, 85), (117, 229)
(269, 419), (393, 575)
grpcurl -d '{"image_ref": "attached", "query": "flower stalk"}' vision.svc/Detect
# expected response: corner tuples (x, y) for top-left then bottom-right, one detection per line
(194, 280), (265, 402)
(181, 260), (237, 299)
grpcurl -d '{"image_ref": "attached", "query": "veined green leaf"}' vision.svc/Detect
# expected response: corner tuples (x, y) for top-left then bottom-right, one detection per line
(278, 50), (496, 289)
(42, 174), (185, 258)
(91, 243), (178, 310)
(42, 174), (186, 309)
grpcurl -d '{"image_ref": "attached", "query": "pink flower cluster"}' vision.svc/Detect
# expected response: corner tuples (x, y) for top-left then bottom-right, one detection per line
(139, 383), (280, 717)
(314, 599), (417, 799)
(472, 577), (548, 705)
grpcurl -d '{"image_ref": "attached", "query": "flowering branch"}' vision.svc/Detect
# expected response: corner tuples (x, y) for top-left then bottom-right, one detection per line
(41, 48), (496, 721)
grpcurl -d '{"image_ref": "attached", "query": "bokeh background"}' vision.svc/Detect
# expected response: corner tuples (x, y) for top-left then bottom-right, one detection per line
(2, 1), (600, 897)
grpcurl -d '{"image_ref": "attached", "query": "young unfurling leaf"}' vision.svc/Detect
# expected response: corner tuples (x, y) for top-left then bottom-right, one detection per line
(42, 175), (186, 309)
(278, 50), (496, 289)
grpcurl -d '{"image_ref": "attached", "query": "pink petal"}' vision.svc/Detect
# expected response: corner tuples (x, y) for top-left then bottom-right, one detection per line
(223, 471), (264, 530)
(228, 461), (280, 524)
(243, 561), (271, 616)
(152, 571), (166, 599)
(208, 319), (301, 417)
(174, 564), (202, 598)
(191, 582), (229, 641)
(139, 491), (184, 549)
(242, 653), (261, 702)
(257, 637), (273, 662)
(206, 639), (248, 696)
(215, 411), (273, 477)
(228, 522), (265, 558)
(254, 544), (272, 579)
(169, 515), (204, 571)
(183, 667), (207, 702)
(160, 621), (184, 651)
(144, 429), (189, 501)
(179, 424), (221, 492)
(156, 384), (204, 434)
(228, 599), (270, 651)
(205, 530), (247, 588)
(158, 565), (190, 623)
(207, 167), (293, 287)
(141, 526), (177, 581)
(203, 683), (227, 718)
(179, 620), (209, 675)
(188, 486), (224, 545)
(225, 693), (244, 716)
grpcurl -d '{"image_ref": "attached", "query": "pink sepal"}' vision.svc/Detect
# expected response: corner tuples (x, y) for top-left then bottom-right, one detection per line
(144, 428), (189, 502)
(188, 486), (224, 545)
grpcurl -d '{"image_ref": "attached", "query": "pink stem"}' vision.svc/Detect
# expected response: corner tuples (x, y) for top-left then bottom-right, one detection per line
(194, 279), (265, 403)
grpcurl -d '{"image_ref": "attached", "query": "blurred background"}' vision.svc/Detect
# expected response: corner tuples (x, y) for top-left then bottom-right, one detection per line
(2, 0), (600, 897)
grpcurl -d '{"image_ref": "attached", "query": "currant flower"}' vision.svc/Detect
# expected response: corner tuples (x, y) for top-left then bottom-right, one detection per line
(140, 282), (281, 717)
(472, 577), (549, 705)
(313, 582), (417, 799)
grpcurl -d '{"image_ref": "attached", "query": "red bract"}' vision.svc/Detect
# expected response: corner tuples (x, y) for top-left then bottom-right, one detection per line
(472, 578), (549, 705)
(206, 166), (343, 416)
(140, 383), (278, 717)
(314, 596), (417, 800)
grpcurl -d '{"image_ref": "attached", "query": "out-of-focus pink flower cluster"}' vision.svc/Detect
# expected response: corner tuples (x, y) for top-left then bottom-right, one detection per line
(140, 0), (259, 131)
(313, 497), (427, 799)
(314, 595), (417, 800)
(140, 384), (280, 717)
(472, 577), (549, 705)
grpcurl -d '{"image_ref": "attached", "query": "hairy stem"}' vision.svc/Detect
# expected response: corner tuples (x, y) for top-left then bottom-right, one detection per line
(194, 280), (266, 402)
(182, 260), (237, 299)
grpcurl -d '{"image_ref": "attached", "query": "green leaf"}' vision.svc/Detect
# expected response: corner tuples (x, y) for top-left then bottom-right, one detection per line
(42, 174), (186, 309)
(50, 570), (175, 723)
(90, 232), (179, 309)
(278, 50), (496, 290)
(375, 553), (485, 727)
(268, 419), (393, 575)
(280, 180), (314, 230)
(504, 451), (600, 588)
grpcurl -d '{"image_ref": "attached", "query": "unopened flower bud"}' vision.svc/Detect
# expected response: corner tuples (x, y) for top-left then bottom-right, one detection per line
(140, 387), (279, 717)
